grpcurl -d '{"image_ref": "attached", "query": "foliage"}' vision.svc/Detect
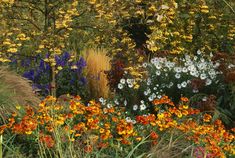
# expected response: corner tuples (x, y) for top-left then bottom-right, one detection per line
(87, 0), (235, 89)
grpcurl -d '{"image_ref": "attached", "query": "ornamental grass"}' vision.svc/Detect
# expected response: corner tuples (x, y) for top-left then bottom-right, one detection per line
(83, 48), (111, 98)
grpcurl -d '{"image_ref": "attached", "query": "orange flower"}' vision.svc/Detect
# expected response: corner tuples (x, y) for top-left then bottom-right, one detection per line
(203, 114), (212, 122)
(84, 145), (93, 153)
(0, 125), (7, 134)
(97, 142), (109, 149)
(39, 134), (55, 148)
(153, 96), (174, 106)
(121, 138), (131, 145)
(135, 136), (142, 141)
(150, 131), (158, 139)
(180, 97), (189, 102)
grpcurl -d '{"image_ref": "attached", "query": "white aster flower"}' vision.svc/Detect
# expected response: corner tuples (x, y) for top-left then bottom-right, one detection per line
(200, 73), (207, 80)
(128, 83), (134, 88)
(140, 104), (146, 111)
(148, 96), (154, 101)
(142, 62), (148, 68)
(155, 64), (162, 70)
(177, 84), (181, 89)
(181, 81), (187, 88)
(99, 97), (104, 103)
(107, 103), (112, 108)
(114, 99), (119, 105)
(182, 67), (188, 73)
(127, 79), (132, 84)
(133, 105), (138, 111)
(197, 50), (202, 55)
(156, 70), (161, 76)
(175, 73), (181, 79)
(120, 78), (125, 84)
(118, 83), (123, 89)
(126, 117), (132, 123)
(205, 79), (212, 86)
(174, 67), (182, 73)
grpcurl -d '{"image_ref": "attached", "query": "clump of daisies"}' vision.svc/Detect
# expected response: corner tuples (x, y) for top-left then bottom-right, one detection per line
(115, 50), (224, 114)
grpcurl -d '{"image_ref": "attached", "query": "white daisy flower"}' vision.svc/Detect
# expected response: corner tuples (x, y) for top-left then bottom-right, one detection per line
(120, 78), (125, 84)
(175, 73), (181, 79)
(156, 70), (161, 76)
(177, 84), (181, 89)
(182, 67), (188, 73)
(114, 99), (119, 105)
(107, 103), (112, 108)
(126, 117), (132, 123)
(174, 67), (182, 73)
(133, 105), (138, 111)
(144, 91), (148, 96)
(155, 64), (162, 70)
(181, 81), (187, 88)
(118, 83), (123, 89)
(99, 97), (104, 103)
(140, 104), (146, 111)
(126, 79), (132, 84)
(148, 96), (154, 101)
(132, 120), (137, 124)
(142, 62), (148, 68)
(197, 50), (202, 55)
(205, 79), (212, 86)
(200, 73), (207, 80)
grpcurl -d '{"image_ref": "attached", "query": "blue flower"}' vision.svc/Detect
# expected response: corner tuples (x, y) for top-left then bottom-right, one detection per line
(77, 57), (86, 67)
(23, 69), (35, 80)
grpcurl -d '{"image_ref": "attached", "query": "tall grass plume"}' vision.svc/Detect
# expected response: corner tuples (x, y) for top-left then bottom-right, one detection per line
(83, 48), (111, 98)
(0, 67), (40, 118)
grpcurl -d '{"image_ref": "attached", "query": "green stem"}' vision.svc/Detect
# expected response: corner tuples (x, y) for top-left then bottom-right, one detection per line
(0, 135), (2, 158)
(222, 0), (235, 14)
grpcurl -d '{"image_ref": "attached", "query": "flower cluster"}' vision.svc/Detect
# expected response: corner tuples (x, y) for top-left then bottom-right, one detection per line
(115, 50), (225, 113)
(10, 52), (87, 97)
(0, 95), (234, 157)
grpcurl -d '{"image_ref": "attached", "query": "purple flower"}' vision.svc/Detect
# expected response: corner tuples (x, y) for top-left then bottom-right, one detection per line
(79, 77), (87, 85)
(23, 70), (35, 80)
(77, 57), (86, 67)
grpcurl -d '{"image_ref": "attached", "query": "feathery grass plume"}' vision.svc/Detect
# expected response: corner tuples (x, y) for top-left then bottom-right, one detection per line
(83, 48), (111, 98)
(0, 67), (40, 118)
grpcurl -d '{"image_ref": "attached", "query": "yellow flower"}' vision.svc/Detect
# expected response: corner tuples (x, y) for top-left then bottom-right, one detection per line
(7, 48), (17, 53)
(25, 131), (32, 135)
(57, 66), (63, 70)
(134, 84), (140, 89)
(71, 65), (78, 69)
(16, 105), (21, 110)
(99, 128), (105, 134)
(136, 136), (142, 141)
(157, 113), (164, 120)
